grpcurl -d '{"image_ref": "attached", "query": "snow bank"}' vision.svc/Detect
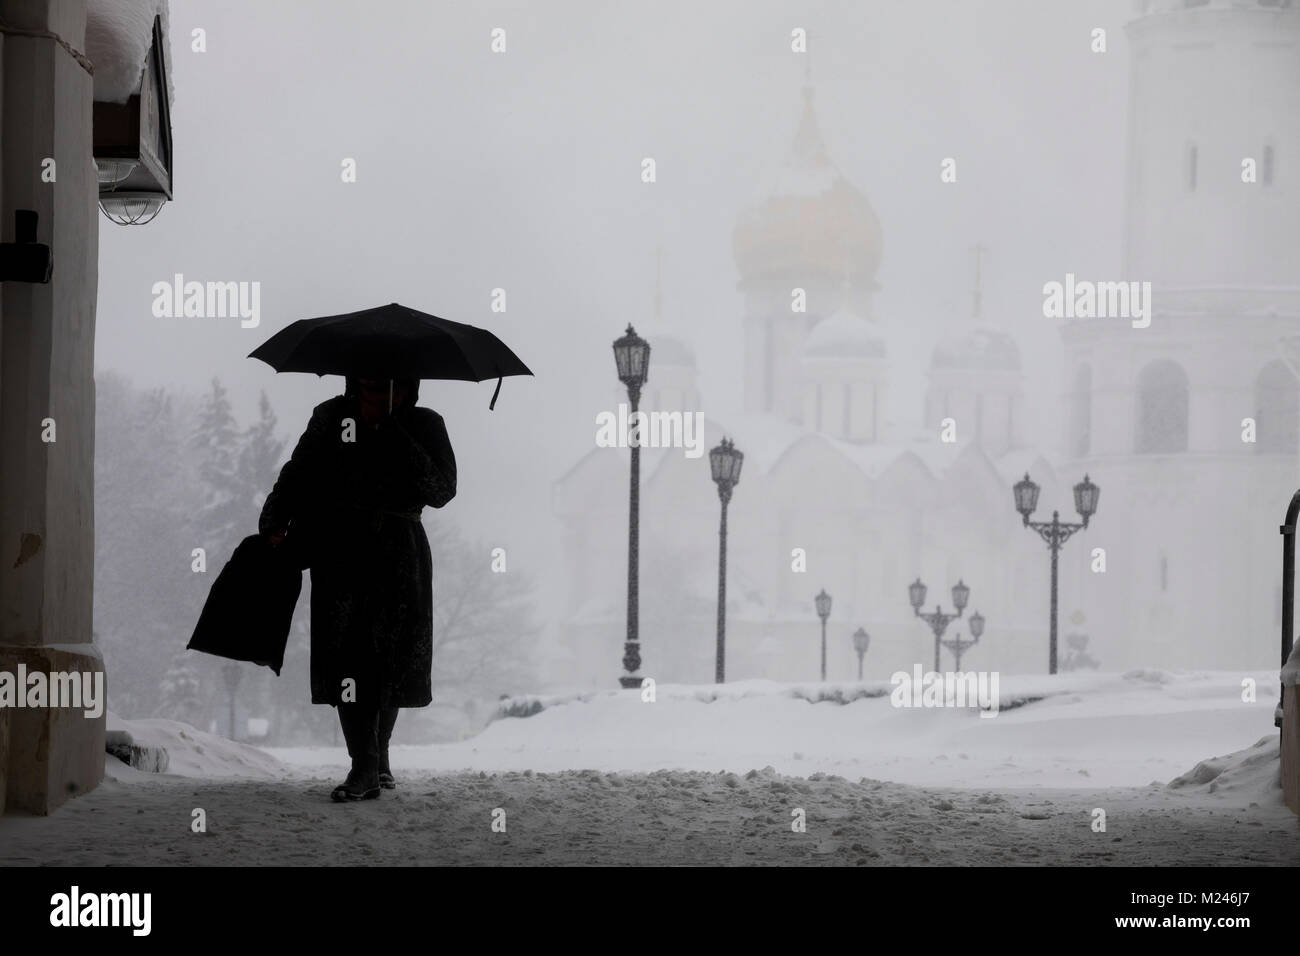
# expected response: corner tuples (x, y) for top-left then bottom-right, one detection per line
(494, 679), (893, 719)
(272, 670), (1280, 796)
(106, 713), (285, 779)
(496, 670), (1196, 720)
(1168, 735), (1282, 804)
(86, 0), (173, 105)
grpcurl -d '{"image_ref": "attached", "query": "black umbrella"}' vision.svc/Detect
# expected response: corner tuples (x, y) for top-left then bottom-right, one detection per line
(248, 302), (532, 409)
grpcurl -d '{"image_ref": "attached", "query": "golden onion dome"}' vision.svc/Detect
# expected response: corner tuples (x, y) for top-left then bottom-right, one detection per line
(733, 87), (883, 284)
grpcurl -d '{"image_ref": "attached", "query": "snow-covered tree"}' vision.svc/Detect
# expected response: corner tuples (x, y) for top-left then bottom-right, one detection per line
(156, 651), (203, 725)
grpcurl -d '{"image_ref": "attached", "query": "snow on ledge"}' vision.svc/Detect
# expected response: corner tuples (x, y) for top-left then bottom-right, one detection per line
(85, 0), (173, 106)
(1282, 639), (1300, 687)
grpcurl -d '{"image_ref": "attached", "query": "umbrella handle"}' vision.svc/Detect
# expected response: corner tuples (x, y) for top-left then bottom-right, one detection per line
(489, 376), (502, 411)
(388, 379), (393, 414)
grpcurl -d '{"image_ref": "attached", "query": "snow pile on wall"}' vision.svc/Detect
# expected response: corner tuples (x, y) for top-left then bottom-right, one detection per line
(1281, 639), (1300, 687)
(105, 721), (168, 773)
(106, 712), (285, 779)
(1167, 735), (1281, 803)
(85, 0), (173, 105)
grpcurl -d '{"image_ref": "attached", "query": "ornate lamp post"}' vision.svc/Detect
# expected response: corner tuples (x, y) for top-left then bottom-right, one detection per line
(1013, 472), (1099, 674)
(709, 437), (743, 683)
(941, 610), (984, 670)
(852, 627), (870, 680)
(221, 661), (242, 740)
(814, 589), (832, 681)
(613, 324), (651, 688)
(908, 577), (969, 671)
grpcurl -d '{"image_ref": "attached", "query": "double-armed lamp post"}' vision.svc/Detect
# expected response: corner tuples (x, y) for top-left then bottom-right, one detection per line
(940, 610), (985, 670)
(1013, 472), (1100, 674)
(815, 589), (832, 680)
(613, 325), (651, 689)
(710, 437), (744, 683)
(908, 578), (969, 671)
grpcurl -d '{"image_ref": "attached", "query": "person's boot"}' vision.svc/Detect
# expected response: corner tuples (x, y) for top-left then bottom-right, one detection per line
(377, 706), (399, 789)
(331, 764), (380, 802)
(333, 703), (382, 802)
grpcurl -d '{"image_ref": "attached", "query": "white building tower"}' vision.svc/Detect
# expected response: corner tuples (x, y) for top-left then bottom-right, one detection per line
(1062, 0), (1300, 669)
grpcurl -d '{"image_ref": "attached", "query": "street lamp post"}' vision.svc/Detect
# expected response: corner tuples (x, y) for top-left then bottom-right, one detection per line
(221, 661), (242, 740)
(852, 627), (871, 680)
(814, 589), (832, 681)
(908, 577), (969, 671)
(613, 325), (651, 689)
(1013, 472), (1100, 674)
(710, 437), (743, 683)
(940, 610), (984, 670)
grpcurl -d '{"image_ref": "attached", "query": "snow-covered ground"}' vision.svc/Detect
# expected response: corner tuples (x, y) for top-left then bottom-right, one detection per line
(1, 670), (1295, 865)
(273, 669), (1284, 791)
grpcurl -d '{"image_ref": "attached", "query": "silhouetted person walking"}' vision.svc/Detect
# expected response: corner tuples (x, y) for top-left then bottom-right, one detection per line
(259, 376), (456, 801)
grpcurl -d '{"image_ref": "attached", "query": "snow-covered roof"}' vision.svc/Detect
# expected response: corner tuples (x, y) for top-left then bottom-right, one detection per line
(993, 448), (1057, 487)
(86, 0), (174, 106)
(804, 308), (887, 359)
(931, 327), (1021, 372)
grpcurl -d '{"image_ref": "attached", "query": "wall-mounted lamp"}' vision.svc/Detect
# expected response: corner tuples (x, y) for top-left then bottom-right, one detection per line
(0, 210), (53, 283)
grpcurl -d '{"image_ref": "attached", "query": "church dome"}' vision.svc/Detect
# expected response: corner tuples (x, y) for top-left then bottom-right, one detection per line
(804, 308), (886, 359)
(733, 87), (883, 284)
(931, 328), (1021, 371)
(649, 333), (695, 368)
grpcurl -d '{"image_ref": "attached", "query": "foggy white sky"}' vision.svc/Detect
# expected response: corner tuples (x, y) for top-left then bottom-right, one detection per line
(95, 0), (1132, 608)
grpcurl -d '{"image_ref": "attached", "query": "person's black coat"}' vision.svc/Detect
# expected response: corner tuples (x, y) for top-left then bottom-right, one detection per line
(188, 533), (301, 674)
(257, 395), (457, 709)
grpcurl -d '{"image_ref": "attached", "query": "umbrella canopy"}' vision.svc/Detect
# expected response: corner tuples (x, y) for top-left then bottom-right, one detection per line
(248, 302), (532, 408)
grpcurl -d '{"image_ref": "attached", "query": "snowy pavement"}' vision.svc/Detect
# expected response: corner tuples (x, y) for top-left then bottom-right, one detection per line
(2, 670), (1297, 865)
(1, 761), (1296, 866)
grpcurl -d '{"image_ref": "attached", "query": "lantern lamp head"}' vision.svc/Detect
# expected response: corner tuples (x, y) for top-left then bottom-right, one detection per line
(951, 579), (970, 613)
(612, 324), (651, 391)
(814, 589), (832, 620)
(969, 611), (985, 640)
(709, 437), (744, 499)
(908, 577), (927, 611)
(1013, 472), (1040, 525)
(853, 627), (870, 655)
(1073, 473), (1100, 528)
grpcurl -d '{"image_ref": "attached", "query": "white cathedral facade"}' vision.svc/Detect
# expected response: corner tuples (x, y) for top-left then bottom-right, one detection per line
(550, 0), (1300, 689)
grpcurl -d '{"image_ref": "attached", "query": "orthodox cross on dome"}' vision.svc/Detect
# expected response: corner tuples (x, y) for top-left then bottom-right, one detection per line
(970, 241), (989, 322)
(791, 84), (831, 168)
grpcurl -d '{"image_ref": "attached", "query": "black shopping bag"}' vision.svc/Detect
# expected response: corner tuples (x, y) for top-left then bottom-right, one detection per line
(187, 533), (302, 675)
